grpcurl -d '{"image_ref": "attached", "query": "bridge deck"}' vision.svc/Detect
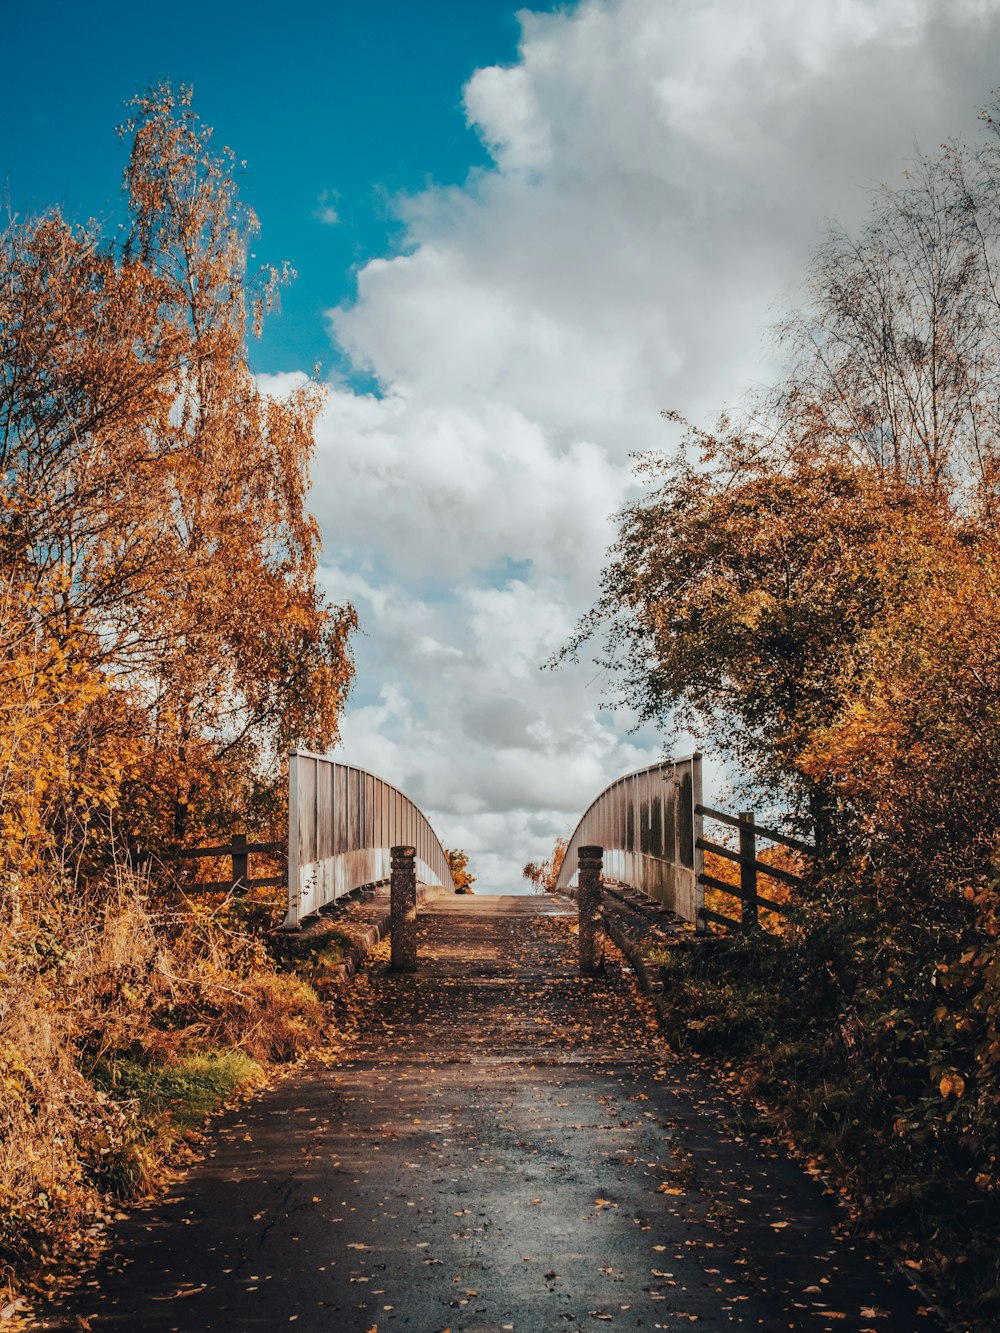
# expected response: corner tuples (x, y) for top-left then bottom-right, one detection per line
(37, 893), (938, 1332)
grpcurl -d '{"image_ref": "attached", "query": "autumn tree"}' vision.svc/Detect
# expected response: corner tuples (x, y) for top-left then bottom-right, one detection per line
(117, 85), (355, 844)
(0, 84), (355, 875)
(566, 115), (1000, 883)
(561, 111), (1000, 1324)
(522, 836), (567, 893)
(774, 104), (1000, 516)
(447, 848), (476, 893)
(521, 861), (546, 892)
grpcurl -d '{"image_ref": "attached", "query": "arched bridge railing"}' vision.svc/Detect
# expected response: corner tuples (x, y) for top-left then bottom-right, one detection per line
(283, 750), (451, 928)
(555, 754), (704, 928)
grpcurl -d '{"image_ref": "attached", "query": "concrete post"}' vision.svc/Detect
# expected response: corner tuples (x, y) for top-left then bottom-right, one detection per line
(578, 844), (605, 976)
(390, 844), (418, 972)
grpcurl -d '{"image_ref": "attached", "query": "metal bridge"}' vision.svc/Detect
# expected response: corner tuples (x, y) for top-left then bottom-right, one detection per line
(556, 754), (705, 927)
(283, 750), (452, 928)
(279, 753), (707, 934)
(262, 749), (805, 938)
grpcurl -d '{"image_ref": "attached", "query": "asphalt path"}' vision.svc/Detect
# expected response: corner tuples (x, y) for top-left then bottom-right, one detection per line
(37, 893), (941, 1332)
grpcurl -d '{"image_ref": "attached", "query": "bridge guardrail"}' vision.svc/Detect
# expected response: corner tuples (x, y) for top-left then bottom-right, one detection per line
(284, 751), (451, 928)
(556, 754), (704, 927)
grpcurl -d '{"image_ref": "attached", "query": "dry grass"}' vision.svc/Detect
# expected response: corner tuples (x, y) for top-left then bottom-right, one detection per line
(0, 868), (333, 1310)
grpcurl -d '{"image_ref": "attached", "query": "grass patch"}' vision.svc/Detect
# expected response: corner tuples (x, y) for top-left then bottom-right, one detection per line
(87, 1049), (263, 1196)
(0, 874), (338, 1308)
(92, 1049), (262, 1132)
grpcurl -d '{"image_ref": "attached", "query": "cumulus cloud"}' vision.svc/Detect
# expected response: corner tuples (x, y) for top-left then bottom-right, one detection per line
(309, 0), (1000, 887)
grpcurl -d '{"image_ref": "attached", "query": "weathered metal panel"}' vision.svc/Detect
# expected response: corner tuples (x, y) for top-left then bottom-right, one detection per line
(332, 766), (345, 854)
(297, 755), (316, 867)
(555, 755), (704, 927)
(350, 768), (362, 850)
(316, 760), (334, 862)
(364, 773), (376, 848)
(283, 751), (453, 927)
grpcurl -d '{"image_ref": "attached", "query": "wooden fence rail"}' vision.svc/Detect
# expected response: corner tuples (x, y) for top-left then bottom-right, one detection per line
(174, 832), (286, 895)
(694, 805), (814, 933)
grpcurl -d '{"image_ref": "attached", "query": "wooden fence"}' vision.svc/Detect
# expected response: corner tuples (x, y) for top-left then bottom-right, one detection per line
(174, 833), (286, 895)
(171, 757), (451, 928)
(695, 804), (814, 932)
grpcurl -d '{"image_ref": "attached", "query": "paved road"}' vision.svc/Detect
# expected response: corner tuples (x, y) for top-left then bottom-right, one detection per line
(38, 894), (939, 1332)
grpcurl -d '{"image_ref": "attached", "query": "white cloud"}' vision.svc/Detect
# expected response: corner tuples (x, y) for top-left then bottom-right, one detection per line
(464, 63), (552, 172)
(309, 0), (1000, 888)
(315, 188), (340, 226)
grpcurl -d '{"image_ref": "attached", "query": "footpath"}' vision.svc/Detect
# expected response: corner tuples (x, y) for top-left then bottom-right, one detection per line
(36, 892), (941, 1332)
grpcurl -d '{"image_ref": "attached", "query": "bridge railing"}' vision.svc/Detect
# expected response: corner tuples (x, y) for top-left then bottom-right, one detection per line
(283, 750), (452, 928)
(556, 754), (704, 927)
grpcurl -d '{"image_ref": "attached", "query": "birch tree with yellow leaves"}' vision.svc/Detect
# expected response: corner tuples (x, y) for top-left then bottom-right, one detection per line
(0, 85), (355, 880)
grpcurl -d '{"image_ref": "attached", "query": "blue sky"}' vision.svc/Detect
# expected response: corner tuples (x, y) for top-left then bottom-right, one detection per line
(7, 0), (1000, 887)
(3, 0), (557, 377)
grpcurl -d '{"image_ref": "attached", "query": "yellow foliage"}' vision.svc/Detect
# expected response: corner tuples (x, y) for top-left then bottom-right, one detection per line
(939, 1072), (966, 1099)
(0, 87), (357, 1304)
(0, 85), (356, 874)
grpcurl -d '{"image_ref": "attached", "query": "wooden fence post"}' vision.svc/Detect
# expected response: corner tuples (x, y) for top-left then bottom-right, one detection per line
(231, 831), (248, 896)
(739, 812), (757, 929)
(578, 845), (605, 976)
(390, 845), (418, 972)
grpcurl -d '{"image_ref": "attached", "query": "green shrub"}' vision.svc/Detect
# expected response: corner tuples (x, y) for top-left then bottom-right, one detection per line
(650, 889), (999, 1332)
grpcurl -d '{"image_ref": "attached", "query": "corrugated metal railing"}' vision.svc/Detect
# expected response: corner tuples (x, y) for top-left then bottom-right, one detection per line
(283, 751), (452, 928)
(555, 755), (704, 927)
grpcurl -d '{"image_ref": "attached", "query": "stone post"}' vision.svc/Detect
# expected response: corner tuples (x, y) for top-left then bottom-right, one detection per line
(390, 845), (418, 972)
(578, 844), (605, 976)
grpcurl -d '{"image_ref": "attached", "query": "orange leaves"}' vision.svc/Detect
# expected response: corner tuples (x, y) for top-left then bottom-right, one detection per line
(522, 837), (568, 894)
(938, 1073), (966, 1099)
(1, 85), (356, 870)
(0, 573), (120, 873)
(446, 849), (476, 893)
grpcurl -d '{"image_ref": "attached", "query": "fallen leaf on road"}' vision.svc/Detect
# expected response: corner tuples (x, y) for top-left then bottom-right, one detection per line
(151, 1285), (207, 1300)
